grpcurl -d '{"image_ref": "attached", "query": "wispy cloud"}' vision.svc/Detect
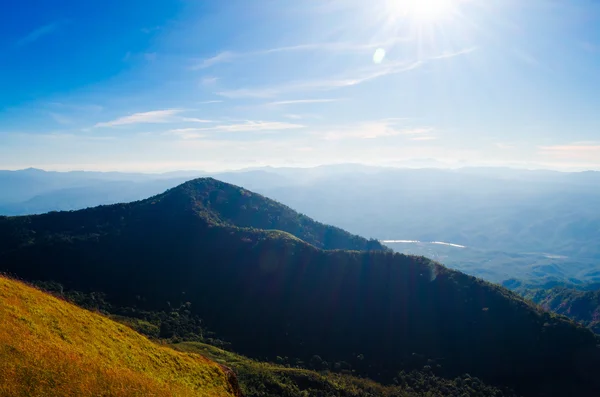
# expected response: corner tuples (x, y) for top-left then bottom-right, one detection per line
(201, 76), (219, 86)
(410, 136), (437, 141)
(16, 21), (62, 47)
(199, 100), (224, 104)
(217, 61), (422, 98)
(193, 51), (237, 70)
(169, 131), (208, 140)
(192, 37), (409, 70)
(169, 121), (305, 139)
(11, 132), (116, 142)
(181, 117), (212, 123)
(48, 112), (74, 125)
(256, 38), (409, 55)
(539, 143), (600, 161)
(216, 87), (283, 99)
(429, 46), (478, 60)
(318, 121), (433, 141)
(284, 113), (322, 120)
(267, 99), (342, 106)
(216, 46), (476, 99)
(47, 102), (103, 113)
(95, 109), (185, 128)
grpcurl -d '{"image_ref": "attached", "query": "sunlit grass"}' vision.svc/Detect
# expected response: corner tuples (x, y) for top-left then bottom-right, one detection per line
(0, 276), (238, 397)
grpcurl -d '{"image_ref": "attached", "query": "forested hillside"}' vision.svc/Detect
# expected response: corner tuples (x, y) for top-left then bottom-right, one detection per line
(1, 179), (599, 396)
(164, 178), (386, 251)
(521, 286), (600, 334)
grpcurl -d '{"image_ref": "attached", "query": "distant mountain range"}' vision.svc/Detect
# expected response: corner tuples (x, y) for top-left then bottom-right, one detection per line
(1, 178), (600, 396)
(2, 165), (599, 285)
(0, 168), (199, 214)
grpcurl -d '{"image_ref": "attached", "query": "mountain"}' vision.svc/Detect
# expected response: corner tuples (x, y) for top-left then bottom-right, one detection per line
(0, 174), (383, 251)
(155, 178), (386, 251)
(0, 168), (161, 204)
(517, 286), (600, 334)
(212, 166), (600, 284)
(4, 166), (599, 285)
(0, 168), (196, 216)
(1, 178), (600, 396)
(0, 275), (240, 397)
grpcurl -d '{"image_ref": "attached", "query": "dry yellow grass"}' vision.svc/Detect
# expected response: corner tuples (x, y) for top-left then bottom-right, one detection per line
(0, 276), (239, 397)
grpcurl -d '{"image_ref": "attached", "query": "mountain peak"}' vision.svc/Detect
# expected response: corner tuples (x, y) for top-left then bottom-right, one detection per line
(20, 167), (46, 173)
(151, 178), (387, 251)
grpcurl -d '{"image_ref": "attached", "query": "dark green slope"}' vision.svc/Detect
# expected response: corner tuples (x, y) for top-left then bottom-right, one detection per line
(0, 178), (385, 253)
(152, 178), (386, 251)
(1, 178), (599, 397)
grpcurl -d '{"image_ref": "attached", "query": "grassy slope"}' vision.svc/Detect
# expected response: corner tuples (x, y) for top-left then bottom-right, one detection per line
(0, 276), (239, 397)
(171, 342), (513, 397)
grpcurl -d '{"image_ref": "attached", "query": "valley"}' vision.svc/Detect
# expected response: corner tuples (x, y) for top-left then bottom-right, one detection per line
(383, 240), (599, 286)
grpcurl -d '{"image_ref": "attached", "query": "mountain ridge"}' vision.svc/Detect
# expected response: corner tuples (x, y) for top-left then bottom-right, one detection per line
(155, 178), (386, 251)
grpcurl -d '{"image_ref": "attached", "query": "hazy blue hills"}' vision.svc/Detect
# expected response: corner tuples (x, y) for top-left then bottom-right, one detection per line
(3, 166), (598, 285)
(0, 168), (201, 215)
(214, 166), (600, 285)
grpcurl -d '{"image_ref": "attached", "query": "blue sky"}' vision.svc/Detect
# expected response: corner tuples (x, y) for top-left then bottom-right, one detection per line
(1, 0), (600, 172)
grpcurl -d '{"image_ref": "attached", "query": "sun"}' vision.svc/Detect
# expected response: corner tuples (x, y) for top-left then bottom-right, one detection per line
(386, 0), (458, 22)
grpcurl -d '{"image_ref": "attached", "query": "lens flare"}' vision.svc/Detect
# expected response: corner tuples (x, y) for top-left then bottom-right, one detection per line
(373, 48), (386, 63)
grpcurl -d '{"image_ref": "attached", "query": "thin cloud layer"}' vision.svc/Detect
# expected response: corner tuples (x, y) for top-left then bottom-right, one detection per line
(267, 99), (342, 106)
(192, 37), (410, 70)
(170, 121), (306, 139)
(539, 143), (600, 161)
(95, 110), (185, 128)
(216, 47), (475, 99)
(318, 121), (433, 141)
(217, 61), (422, 98)
(192, 51), (238, 70)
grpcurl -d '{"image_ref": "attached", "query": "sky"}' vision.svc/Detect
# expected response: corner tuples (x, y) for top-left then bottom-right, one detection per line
(1, 0), (600, 172)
